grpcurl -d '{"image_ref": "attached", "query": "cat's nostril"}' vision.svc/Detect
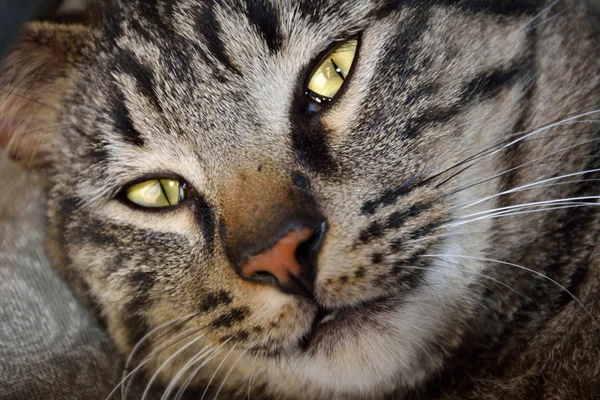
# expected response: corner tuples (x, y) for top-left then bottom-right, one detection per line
(240, 222), (326, 298)
(295, 221), (327, 270)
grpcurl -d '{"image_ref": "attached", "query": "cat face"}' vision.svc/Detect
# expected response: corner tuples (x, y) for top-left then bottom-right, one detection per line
(3, 0), (599, 398)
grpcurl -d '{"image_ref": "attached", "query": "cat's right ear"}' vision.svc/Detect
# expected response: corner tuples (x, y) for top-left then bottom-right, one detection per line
(0, 22), (89, 169)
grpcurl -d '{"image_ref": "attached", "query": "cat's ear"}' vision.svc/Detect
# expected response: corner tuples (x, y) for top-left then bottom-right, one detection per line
(0, 22), (89, 169)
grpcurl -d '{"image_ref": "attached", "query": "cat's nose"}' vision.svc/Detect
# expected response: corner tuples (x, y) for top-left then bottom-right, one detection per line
(239, 221), (327, 298)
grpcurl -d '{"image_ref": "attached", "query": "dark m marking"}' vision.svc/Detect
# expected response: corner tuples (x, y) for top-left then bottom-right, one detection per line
(112, 90), (145, 147)
(461, 63), (528, 103)
(244, 0), (282, 53)
(195, 2), (242, 76)
(377, 0), (544, 17)
(113, 51), (162, 112)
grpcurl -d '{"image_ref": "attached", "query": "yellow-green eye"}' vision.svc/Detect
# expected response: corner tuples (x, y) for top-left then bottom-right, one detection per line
(306, 39), (358, 104)
(126, 179), (185, 208)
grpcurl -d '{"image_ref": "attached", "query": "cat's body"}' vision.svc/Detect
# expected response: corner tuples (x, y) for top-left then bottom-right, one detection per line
(1, 0), (600, 398)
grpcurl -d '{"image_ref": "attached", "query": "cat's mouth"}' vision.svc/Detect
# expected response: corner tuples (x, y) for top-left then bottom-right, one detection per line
(298, 294), (397, 351)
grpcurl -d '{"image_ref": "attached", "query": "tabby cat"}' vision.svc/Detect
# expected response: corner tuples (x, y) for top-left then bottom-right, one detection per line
(1, 0), (600, 398)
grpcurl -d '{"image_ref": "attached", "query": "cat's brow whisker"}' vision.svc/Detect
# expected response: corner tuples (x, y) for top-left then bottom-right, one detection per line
(0, 87), (69, 115)
(520, 0), (561, 29)
(419, 254), (599, 327)
(0, 84), (74, 102)
(174, 339), (233, 400)
(200, 344), (238, 400)
(212, 349), (248, 400)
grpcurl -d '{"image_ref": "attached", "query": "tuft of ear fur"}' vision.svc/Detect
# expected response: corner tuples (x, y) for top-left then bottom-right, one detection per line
(0, 22), (89, 169)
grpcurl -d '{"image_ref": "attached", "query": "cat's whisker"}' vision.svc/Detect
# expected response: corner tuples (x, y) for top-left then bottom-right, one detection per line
(419, 254), (599, 327)
(140, 332), (209, 400)
(161, 344), (215, 400)
(419, 111), (600, 190)
(500, 109), (600, 150)
(246, 356), (258, 400)
(455, 196), (600, 220)
(105, 325), (198, 400)
(444, 201), (599, 230)
(122, 324), (212, 399)
(401, 262), (529, 300)
(452, 168), (600, 210)
(212, 349), (248, 400)
(199, 343), (237, 400)
(443, 138), (600, 201)
(119, 314), (198, 400)
(123, 314), (197, 380)
(174, 338), (233, 400)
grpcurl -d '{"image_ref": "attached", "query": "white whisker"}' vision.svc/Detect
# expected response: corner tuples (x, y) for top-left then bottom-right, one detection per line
(160, 344), (215, 400)
(246, 356), (258, 400)
(419, 254), (598, 326)
(174, 338), (233, 400)
(445, 202), (599, 229)
(200, 344), (238, 400)
(212, 349), (248, 400)
(520, 0), (561, 29)
(453, 168), (600, 210)
(456, 196), (600, 220)
(141, 332), (208, 400)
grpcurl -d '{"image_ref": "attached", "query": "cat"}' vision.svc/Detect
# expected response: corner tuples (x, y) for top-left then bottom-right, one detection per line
(1, 0), (600, 398)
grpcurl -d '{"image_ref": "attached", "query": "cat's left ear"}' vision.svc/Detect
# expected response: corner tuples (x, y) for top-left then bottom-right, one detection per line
(0, 22), (89, 169)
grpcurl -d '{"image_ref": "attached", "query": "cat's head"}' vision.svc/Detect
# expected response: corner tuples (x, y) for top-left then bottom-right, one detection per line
(2, 0), (599, 398)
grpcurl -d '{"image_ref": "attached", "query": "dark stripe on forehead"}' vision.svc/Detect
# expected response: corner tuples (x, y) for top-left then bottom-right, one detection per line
(112, 90), (145, 147)
(295, 0), (348, 23)
(113, 51), (162, 113)
(244, 0), (283, 53)
(195, 2), (242, 76)
(461, 63), (529, 103)
(375, 0), (545, 17)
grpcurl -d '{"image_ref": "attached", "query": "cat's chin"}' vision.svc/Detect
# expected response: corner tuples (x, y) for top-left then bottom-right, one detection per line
(259, 295), (435, 396)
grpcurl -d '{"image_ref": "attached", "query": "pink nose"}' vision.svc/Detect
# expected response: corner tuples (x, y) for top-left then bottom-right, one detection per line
(240, 228), (314, 285)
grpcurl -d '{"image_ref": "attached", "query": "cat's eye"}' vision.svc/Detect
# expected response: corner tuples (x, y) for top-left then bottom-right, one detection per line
(305, 39), (358, 107)
(126, 179), (185, 208)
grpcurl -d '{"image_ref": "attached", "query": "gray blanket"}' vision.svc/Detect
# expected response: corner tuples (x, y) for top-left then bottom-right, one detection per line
(0, 159), (154, 399)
